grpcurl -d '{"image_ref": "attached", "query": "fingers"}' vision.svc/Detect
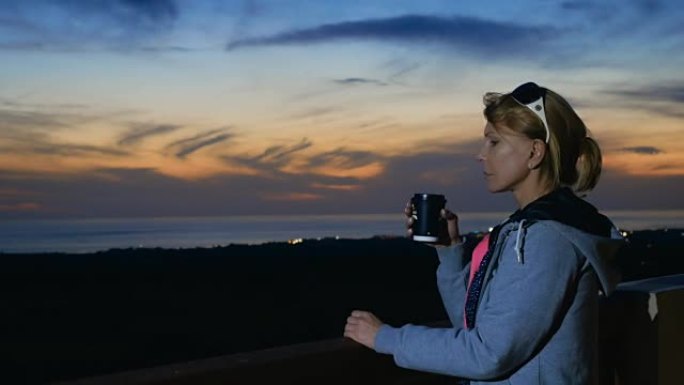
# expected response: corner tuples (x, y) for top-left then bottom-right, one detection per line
(405, 201), (415, 237)
(344, 310), (381, 349)
(404, 201), (412, 216)
(343, 323), (354, 336)
(351, 310), (370, 318)
(441, 208), (458, 221)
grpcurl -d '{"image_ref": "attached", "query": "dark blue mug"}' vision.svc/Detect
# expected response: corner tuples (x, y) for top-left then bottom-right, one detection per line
(411, 193), (446, 243)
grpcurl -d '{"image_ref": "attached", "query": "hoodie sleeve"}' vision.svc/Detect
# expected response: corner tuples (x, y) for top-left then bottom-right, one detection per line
(434, 243), (470, 328)
(374, 222), (584, 380)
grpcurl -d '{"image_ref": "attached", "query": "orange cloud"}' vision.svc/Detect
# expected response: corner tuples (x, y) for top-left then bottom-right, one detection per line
(260, 192), (323, 201)
(303, 162), (385, 179)
(310, 183), (361, 191)
(603, 152), (684, 176)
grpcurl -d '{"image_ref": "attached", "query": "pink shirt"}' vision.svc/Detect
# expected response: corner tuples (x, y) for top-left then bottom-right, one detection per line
(465, 233), (490, 327)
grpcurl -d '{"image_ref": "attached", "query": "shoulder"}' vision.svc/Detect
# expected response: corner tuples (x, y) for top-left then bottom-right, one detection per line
(498, 220), (584, 266)
(501, 219), (574, 245)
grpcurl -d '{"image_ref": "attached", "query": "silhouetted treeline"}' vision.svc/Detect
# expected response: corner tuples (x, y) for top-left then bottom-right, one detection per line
(618, 229), (684, 281)
(1, 237), (445, 384)
(0, 230), (682, 384)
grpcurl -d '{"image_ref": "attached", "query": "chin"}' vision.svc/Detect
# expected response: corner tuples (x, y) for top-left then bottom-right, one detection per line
(486, 183), (507, 194)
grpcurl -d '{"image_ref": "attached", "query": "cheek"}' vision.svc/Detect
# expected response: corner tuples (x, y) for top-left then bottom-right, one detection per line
(490, 147), (529, 178)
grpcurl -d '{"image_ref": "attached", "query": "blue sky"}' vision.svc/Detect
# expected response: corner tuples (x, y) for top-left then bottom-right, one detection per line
(1, 0), (683, 218)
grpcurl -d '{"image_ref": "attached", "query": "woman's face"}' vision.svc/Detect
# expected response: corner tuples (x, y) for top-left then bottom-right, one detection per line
(478, 122), (534, 193)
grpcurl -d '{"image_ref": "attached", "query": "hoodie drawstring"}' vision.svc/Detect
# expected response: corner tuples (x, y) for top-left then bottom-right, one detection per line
(514, 219), (526, 264)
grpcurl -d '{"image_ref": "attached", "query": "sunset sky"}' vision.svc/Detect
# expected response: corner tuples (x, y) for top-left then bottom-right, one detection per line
(1, 0), (683, 219)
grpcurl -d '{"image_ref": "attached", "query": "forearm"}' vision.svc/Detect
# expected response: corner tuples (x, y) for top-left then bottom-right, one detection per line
(435, 244), (469, 326)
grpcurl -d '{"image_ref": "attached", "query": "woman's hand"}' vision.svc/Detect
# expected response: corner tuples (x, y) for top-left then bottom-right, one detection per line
(344, 310), (383, 349)
(405, 201), (462, 246)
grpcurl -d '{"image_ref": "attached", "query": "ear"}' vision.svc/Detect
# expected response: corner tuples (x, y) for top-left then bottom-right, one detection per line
(527, 139), (547, 169)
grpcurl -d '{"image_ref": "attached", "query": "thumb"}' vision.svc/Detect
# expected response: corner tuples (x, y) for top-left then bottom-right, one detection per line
(441, 208), (461, 245)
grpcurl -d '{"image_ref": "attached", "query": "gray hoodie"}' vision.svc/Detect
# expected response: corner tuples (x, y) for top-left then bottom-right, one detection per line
(375, 189), (624, 384)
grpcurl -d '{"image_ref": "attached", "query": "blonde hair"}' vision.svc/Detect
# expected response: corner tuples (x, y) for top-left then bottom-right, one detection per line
(482, 86), (601, 193)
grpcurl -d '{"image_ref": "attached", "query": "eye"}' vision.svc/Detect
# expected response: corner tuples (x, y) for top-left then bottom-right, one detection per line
(486, 138), (499, 147)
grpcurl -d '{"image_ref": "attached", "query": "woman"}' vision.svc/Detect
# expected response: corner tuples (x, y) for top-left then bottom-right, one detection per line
(344, 82), (624, 384)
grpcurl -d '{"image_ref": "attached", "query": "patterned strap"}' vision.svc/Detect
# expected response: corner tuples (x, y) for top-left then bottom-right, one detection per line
(464, 225), (503, 329)
(464, 247), (493, 329)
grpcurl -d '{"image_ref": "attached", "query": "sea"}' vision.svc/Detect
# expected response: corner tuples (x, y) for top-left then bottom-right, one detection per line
(1, 210), (683, 254)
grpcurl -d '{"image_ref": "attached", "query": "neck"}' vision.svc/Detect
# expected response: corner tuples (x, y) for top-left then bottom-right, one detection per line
(513, 178), (556, 209)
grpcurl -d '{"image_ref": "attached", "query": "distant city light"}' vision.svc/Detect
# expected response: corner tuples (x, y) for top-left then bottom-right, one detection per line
(288, 238), (303, 245)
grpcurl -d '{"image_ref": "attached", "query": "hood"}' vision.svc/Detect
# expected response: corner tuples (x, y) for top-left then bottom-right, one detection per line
(509, 187), (613, 237)
(503, 188), (624, 295)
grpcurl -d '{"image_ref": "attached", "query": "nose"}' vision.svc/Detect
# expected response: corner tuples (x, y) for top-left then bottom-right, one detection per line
(476, 144), (486, 162)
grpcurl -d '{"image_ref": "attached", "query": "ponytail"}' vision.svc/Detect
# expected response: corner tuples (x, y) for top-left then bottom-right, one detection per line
(574, 136), (602, 192)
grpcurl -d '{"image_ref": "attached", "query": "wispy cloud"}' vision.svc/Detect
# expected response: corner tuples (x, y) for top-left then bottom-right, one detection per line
(558, 0), (678, 42)
(227, 138), (314, 175)
(621, 146), (663, 155)
(609, 83), (684, 104)
(118, 124), (181, 146)
(0, 0), (179, 51)
(226, 14), (557, 58)
(165, 128), (234, 159)
(253, 137), (313, 165)
(0, 130), (130, 157)
(3, 142), (129, 157)
(334, 78), (387, 86)
(0, 108), (85, 130)
(601, 82), (684, 118)
(561, 0), (664, 19)
(306, 148), (382, 170)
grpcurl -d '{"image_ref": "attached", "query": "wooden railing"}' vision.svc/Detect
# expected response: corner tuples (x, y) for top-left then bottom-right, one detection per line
(54, 274), (684, 385)
(52, 336), (453, 385)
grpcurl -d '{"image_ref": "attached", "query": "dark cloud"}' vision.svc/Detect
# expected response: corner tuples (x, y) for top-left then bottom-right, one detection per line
(118, 124), (181, 146)
(114, 0), (178, 21)
(2, 139), (683, 220)
(226, 14), (557, 58)
(0, 108), (84, 129)
(136, 45), (196, 53)
(2, 142), (128, 157)
(0, 106), (129, 157)
(561, 0), (663, 20)
(1, 99), (89, 110)
(306, 148), (382, 170)
(287, 107), (340, 121)
(601, 82), (684, 118)
(43, 143), (129, 157)
(0, 0), (179, 50)
(226, 138), (314, 176)
(175, 135), (231, 158)
(53, 0), (178, 26)
(620, 146), (663, 155)
(334, 78), (387, 86)
(253, 137), (313, 164)
(560, 1), (614, 21)
(608, 84), (684, 104)
(165, 128), (234, 159)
